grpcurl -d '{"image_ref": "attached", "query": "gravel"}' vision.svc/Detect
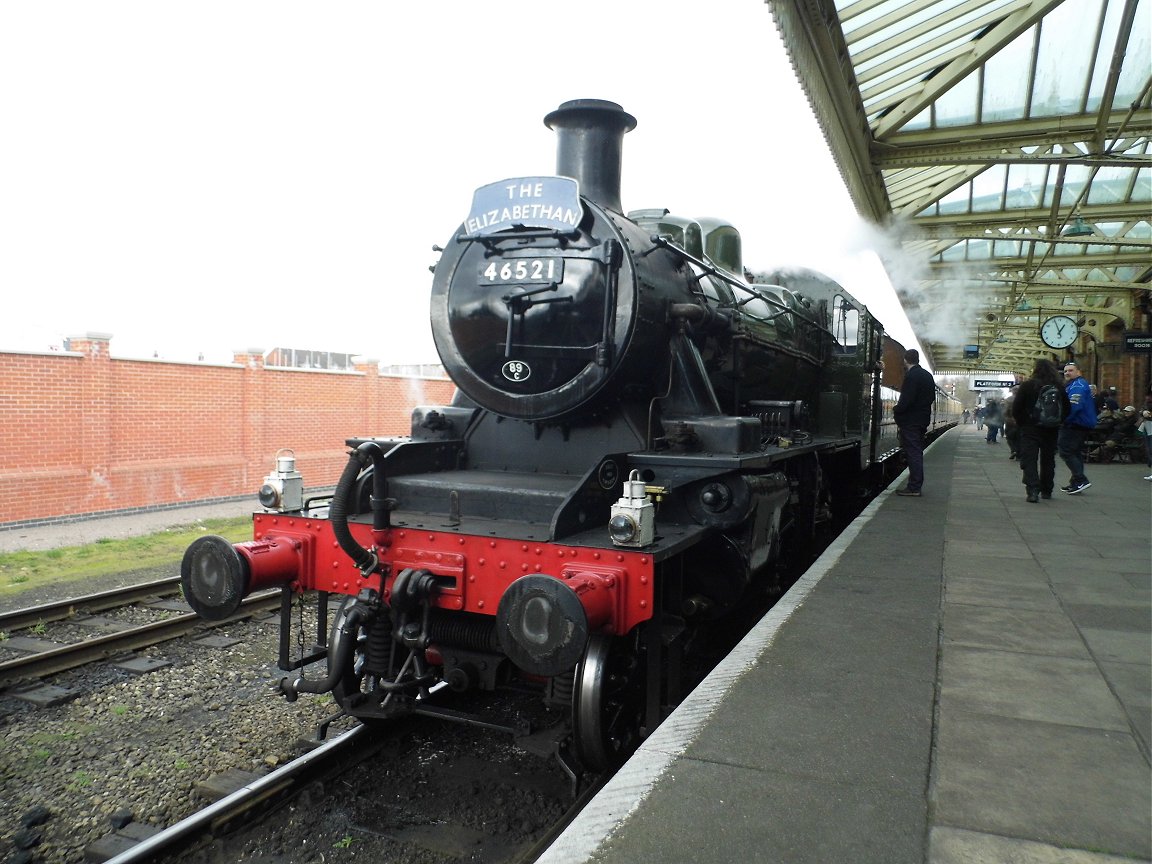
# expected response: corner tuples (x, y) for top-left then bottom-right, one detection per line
(0, 573), (355, 864)
(0, 569), (573, 864)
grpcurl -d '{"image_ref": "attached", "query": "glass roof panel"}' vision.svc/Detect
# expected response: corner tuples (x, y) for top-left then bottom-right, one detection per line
(982, 26), (1035, 122)
(843, 3), (948, 57)
(971, 165), (1007, 211)
(1132, 168), (1151, 202)
(1087, 166), (1136, 204)
(1087, 0), (1128, 111)
(904, 105), (934, 131)
(1005, 164), (1047, 210)
(1053, 241), (1087, 256)
(992, 239), (1024, 257)
(969, 238), (992, 257)
(1114, 0), (1151, 104)
(859, 35), (976, 118)
(934, 67), (981, 126)
(1059, 165), (1093, 208)
(937, 182), (972, 214)
(1030, 1), (1102, 117)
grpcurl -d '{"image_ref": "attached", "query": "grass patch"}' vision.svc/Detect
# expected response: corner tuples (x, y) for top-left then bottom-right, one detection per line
(67, 770), (94, 790)
(0, 517), (252, 599)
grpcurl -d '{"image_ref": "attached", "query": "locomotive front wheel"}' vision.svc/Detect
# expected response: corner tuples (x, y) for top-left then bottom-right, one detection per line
(328, 596), (369, 708)
(571, 633), (645, 773)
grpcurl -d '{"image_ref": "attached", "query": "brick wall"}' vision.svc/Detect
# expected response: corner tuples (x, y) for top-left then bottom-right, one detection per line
(0, 335), (456, 528)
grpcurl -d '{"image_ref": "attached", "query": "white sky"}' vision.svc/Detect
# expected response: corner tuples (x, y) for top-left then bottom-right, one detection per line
(0, 0), (921, 367)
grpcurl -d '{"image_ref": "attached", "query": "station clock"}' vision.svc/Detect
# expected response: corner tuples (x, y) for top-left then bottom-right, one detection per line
(1040, 315), (1079, 349)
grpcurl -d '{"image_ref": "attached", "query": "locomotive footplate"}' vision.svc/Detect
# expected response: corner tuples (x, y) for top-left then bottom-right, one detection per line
(362, 511), (713, 562)
(626, 436), (862, 471)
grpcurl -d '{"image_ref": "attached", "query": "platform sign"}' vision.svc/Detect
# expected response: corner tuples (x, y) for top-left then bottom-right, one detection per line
(972, 379), (1015, 390)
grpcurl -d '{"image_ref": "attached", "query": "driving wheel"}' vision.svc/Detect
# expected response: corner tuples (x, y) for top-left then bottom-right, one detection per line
(572, 633), (645, 772)
(328, 595), (369, 708)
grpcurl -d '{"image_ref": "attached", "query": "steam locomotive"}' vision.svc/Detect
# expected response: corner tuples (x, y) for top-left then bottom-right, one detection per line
(181, 99), (958, 775)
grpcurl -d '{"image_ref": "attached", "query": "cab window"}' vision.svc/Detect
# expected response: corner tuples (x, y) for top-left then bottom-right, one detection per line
(833, 295), (859, 354)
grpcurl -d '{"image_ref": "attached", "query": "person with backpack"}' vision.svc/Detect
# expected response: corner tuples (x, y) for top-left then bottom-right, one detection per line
(1012, 359), (1071, 503)
(1059, 361), (1099, 494)
(1003, 386), (1021, 459)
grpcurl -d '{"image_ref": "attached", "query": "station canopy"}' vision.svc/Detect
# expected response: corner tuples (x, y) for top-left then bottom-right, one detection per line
(767, 0), (1151, 373)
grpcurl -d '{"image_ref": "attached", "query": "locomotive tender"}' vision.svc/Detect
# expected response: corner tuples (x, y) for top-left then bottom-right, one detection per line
(181, 99), (957, 774)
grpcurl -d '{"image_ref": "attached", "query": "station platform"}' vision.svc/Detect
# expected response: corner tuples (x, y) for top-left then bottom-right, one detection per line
(539, 424), (1152, 864)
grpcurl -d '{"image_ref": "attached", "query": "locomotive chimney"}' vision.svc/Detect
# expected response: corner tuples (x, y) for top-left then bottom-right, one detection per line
(544, 99), (636, 214)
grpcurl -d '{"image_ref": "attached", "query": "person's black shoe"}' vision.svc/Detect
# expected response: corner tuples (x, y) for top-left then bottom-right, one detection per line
(1026, 492), (1039, 503)
(1060, 484), (1074, 493)
(895, 487), (921, 497)
(1066, 481), (1091, 495)
(1040, 492), (1053, 499)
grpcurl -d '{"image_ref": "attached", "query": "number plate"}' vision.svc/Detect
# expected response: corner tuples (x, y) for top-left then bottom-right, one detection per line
(480, 258), (563, 285)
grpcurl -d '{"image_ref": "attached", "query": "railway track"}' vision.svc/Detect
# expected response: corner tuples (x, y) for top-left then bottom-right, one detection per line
(0, 581), (281, 689)
(97, 723), (373, 864)
(0, 577), (184, 631)
(84, 713), (598, 864)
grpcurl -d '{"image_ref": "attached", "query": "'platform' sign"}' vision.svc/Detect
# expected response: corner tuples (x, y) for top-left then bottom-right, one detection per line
(972, 379), (1015, 389)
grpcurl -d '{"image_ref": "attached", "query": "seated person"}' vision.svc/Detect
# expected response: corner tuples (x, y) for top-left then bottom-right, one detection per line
(1107, 406), (1139, 444)
(1095, 407), (1117, 437)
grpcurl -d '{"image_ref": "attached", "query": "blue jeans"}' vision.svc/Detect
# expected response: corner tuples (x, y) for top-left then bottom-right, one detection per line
(986, 424), (1000, 442)
(898, 424), (926, 492)
(1058, 426), (1090, 485)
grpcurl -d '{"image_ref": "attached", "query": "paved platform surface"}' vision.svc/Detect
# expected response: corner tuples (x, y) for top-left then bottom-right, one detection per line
(539, 424), (1151, 864)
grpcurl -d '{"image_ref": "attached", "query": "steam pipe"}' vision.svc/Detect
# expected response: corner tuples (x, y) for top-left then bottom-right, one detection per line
(329, 441), (388, 574)
(279, 603), (369, 701)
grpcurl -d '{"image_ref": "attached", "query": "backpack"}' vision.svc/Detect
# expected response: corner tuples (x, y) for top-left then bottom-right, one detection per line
(1032, 384), (1064, 427)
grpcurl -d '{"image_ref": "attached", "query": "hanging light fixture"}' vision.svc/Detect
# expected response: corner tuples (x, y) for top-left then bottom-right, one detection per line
(1062, 215), (1092, 237)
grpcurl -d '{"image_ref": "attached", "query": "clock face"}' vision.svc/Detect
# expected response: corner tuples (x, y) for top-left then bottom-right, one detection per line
(1040, 315), (1078, 349)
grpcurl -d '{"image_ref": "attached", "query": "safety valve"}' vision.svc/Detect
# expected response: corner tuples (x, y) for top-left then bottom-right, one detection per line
(609, 469), (654, 547)
(258, 448), (303, 512)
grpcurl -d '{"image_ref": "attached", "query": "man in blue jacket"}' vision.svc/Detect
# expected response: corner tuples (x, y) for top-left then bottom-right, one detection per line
(1059, 361), (1098, 494)
(893, 348), (936, 497)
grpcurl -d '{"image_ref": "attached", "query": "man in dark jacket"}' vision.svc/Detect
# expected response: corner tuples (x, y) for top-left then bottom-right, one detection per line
(893, 348), (936, 497)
